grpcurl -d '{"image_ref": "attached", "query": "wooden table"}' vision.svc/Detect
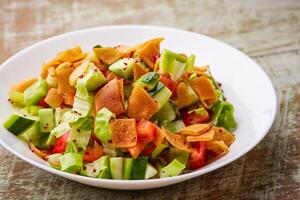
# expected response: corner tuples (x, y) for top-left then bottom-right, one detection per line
(1, 0), (299, 199)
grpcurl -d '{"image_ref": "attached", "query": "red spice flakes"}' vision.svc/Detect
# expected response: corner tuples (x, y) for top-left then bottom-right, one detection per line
(77, 128), (81, 133)
(92, 168), (96, 173)
(79, 74), (84, 79)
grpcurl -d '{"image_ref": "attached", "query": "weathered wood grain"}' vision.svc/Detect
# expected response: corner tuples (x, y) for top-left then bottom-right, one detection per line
(0, 0), (300, 200)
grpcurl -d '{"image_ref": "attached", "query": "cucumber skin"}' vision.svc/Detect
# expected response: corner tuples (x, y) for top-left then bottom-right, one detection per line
(131, 157), (148, 180)
(123, 158), (133, 180)
(4, 114), (36, 135)
(98, 167), (111, 179)
(109, 157), (123, 180)
(18, 122), (40, 143)
(24, 80), (47, 105)
(144, 163), (158, 179)
(152, 86), (172, 109)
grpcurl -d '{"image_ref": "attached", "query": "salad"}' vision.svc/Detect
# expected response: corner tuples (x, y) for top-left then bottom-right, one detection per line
(3, 38), (237, 180)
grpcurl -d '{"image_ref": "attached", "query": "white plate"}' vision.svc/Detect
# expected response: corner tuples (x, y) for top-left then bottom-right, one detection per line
(0, 25), (277, 190)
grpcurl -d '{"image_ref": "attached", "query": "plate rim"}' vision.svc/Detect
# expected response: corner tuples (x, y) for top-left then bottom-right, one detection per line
(0, 25), (277, 189)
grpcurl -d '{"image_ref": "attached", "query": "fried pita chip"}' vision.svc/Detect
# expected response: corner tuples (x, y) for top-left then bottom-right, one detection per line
(180, 123), (211, 136)
(189, 76), (217, 108)
(135, 38), (164, 69)
(110, 119), (137, 148)
(127, 85), (159, 120)
(11, 78), (37, 92)
(164, 128), (191, 153)
(44, 88), (64, 108)
(41, 46), (87, 78)
(186, 128), (215, 142)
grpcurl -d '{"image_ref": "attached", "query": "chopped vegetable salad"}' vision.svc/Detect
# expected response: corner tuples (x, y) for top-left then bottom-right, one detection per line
(3, 38), (237, 180)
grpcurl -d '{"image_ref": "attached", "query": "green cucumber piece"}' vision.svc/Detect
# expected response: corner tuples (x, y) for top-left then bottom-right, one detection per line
(131, 157), (148, 180)
(123, 158), (133, 180)
(152, 144), (168, 158)
(38, 108), (55, 133)
(3, 113), (37, 135)
(59, 153), (83, 173)
(109, 157), (123, 180)
(80, 63), (107, 91)
(98, 167), (111, 179)
(133, 72), (159, 91)
(17, 121), (40, 143)
(145, 163), (158, 179)
(8, 90), (24, 107)
(161, 159), (185, 177)
(109, 58), (138, 80)
(45, 133), (56, 147)
(97, 156), (111, 179)
(24, 80), (47, 105)
(148, 82), (165, 96)
(35, 132), (52, 149)
(152, 101), (176, 122)
(169, 147), (189, 165)
(152, 85), (172, 109)
(27, 105), (43, 116)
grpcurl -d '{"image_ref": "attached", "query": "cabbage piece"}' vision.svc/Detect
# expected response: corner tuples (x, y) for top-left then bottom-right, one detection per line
(68, 117), (93, 150)
(161, 159), (185, 177)
(94, 108), (115, 143)
(159, 49), (188, 80)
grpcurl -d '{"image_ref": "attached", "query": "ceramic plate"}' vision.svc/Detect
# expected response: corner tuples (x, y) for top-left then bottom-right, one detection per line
(0, 25), (277, 190)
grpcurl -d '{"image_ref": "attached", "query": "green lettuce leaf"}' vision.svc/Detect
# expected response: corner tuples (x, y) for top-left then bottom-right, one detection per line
(94, 108), (115, 143)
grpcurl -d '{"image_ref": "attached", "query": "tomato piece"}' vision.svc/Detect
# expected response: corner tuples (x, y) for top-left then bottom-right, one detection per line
(136, 120), (157, 144)
(160, 74), (178, 98)
(51, 131), (70, 153)
(188, 141), (207, 169)
(142, 143), (156, 156)
(128, 142), (145, 159)
(37, 97), (49, 108)
(181, 108), (210, 126)
(128, 120), (157, 158)
(83, 141), (104, 163)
